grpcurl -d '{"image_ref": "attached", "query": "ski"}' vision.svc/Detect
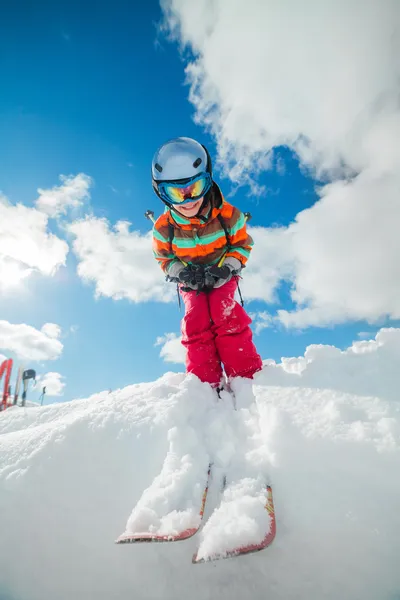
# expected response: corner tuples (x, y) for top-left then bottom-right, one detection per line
(192, 484), (276, 563)
(115, 464), (211, 545)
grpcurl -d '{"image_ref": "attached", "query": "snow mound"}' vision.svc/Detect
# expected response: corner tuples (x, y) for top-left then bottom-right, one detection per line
(0, 370), (399, 600)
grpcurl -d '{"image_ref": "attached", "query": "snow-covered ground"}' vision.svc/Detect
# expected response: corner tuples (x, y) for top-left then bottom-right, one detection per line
(1, 328), (400, 600)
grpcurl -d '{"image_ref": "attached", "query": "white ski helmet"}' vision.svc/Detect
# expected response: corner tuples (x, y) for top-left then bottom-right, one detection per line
(151, 137), (213, 206)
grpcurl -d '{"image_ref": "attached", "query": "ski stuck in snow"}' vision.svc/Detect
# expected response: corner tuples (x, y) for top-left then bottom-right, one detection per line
(115, 465), (212, 544)
(116, 380), (276, 563)
(116, 464), (276, 563)
(192, 484), (276, 563)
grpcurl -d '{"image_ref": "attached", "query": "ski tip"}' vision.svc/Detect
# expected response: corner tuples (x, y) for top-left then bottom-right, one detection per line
(116, 467), (212, 547)
(192, 549), (234, 564)
(192, 551), (214, 564)
(115, 526), (201, 545)
(192, 554), (203, 564)
(115, 535), (161, 544)
(192, 537), (275, 564)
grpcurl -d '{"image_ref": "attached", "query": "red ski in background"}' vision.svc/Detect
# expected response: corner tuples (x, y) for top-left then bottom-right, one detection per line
(0, 361), (37, 411)
(0, 358), (13, 411)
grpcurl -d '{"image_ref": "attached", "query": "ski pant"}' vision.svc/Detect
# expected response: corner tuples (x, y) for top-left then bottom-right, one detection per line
(180, 277), (263, 386)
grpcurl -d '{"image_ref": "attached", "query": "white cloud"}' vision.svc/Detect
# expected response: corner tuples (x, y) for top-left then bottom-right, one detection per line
(155, 333), (186, 364)
(0, 321), (63, 361)
(162, 0), (400, 180)
(36, 173), (92, 218)
(161, 0), (400, 328)
(241, 171), (400, 327)
(249, 311), (274, 335)
(258, 327), (400, 405)
(277, 171), (400, 327)
(38, 372), (66, 396)
(240, 225), (292, 304)
(41, 323), (62, 339)
(68, 217), (175, 303)
(0, 194), (68, 291)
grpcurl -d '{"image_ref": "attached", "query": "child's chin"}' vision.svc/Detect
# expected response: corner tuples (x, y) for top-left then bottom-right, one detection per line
(178, 205), (198, 216)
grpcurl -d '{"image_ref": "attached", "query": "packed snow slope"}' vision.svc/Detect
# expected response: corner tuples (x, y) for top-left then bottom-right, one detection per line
(1, 328), (400, 600)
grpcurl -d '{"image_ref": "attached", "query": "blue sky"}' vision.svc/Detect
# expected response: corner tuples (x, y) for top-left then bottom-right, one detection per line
(0, 0), (398, 403)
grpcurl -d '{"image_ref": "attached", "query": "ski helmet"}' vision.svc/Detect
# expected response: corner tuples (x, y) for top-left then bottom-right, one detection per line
(151, 137), (213, 207)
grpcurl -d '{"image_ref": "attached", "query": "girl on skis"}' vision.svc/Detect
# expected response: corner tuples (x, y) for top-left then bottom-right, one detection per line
(151, 137), (262, 390)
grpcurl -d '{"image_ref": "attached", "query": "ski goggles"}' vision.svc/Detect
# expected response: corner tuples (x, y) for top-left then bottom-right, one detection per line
(157, 172), (212, 205)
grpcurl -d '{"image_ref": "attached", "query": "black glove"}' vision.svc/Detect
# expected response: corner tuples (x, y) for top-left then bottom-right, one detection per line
(167, 262), (237, 292)
(178, 264), (206, 288)
(206, 264), (232, 282)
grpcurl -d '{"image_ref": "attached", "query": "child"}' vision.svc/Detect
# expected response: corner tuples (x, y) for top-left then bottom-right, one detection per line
(151, 137), (262, 390)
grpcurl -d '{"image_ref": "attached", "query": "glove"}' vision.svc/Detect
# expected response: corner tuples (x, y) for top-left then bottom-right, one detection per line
(206, 264), (232, 281)
(206, 257), (242, 288)
(178, 265), (203, 285)
(167, 262), (205, 290)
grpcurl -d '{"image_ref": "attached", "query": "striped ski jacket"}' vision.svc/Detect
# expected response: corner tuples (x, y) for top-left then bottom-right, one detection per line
(152, 183), (254, 273)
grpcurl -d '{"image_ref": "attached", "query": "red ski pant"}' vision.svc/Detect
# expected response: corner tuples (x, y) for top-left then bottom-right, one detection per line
(180, 278), (262, 386)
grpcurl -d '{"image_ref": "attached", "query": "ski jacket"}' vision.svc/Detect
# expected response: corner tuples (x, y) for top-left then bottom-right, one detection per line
(152, 183), (254, 273)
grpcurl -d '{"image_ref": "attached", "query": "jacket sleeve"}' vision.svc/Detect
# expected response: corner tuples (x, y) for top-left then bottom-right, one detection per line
(224, 206), (254, 266)
(152, 217), (179, 274)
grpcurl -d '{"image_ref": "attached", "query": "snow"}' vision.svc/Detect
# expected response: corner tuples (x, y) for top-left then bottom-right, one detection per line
(195, 475), (270, 561)
(1, 330), (400, 600)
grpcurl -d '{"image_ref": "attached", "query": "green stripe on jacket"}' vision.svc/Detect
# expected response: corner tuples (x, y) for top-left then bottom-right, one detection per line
(153, 228), (169, 243)
(230, 247), (251, 259)
(229, 213), (245, 237)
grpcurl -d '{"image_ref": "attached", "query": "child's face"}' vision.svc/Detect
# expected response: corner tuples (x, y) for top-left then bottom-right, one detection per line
(174, 197), (203, 218)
